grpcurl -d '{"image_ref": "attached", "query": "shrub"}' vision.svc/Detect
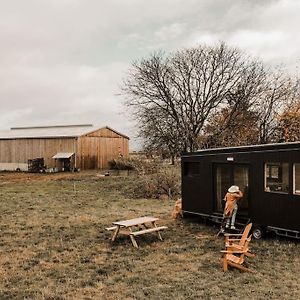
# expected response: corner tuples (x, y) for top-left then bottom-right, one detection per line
(130, 158), (160, 175)
(108, 157), (162, 174)
(124, 165), (181, 199)
(155, 166), (181, 198)
(108, 158), (135, 170)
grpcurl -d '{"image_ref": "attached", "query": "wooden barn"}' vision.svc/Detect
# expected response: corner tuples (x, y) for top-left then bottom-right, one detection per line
(0, 124), (129, 171)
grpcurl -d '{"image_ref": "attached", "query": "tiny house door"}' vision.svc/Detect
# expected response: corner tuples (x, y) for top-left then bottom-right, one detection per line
(214, 164), (231, 212)
(214, 163), (250, 216)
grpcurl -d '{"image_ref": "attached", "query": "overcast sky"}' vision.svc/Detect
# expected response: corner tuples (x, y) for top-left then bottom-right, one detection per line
(0, 0), (299, 149)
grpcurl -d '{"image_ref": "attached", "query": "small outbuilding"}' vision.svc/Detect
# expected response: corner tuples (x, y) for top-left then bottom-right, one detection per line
(0, 124), (129, 171)
(181, 142), (300, 239)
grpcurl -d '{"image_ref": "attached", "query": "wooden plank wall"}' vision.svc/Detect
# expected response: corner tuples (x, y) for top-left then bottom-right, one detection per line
(77, 128), (129, 169)
(0, 128), (129, 170)
(0, 138), (76, 168)
(77, 137), (129, 169)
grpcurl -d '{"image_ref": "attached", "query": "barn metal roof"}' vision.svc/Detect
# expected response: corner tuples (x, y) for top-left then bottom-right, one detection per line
(0, 125), (129, 140)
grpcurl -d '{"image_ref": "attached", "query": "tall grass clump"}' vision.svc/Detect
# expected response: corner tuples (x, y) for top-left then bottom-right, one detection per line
(123, 162), (181, 200)
(108, 157), (135, 170)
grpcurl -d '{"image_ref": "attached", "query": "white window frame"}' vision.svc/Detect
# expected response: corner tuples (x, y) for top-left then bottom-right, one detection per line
(264, 162), (289, 194)
(293, 163), (300, 195)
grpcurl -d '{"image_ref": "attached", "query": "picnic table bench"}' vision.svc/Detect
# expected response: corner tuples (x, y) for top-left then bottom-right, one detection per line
(106, 216), (167, 248)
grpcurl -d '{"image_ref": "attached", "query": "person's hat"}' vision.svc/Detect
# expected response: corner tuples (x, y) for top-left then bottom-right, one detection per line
(228, 185), (240, 193)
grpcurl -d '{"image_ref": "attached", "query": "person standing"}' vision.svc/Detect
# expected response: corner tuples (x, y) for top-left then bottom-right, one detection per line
(223, 185), (243, 229)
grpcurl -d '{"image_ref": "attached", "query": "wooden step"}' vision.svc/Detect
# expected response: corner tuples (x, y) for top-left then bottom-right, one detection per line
(130, 226), (168, 236)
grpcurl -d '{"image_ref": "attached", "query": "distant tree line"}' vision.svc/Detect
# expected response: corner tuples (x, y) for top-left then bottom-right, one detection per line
(122, 43), (300, 162)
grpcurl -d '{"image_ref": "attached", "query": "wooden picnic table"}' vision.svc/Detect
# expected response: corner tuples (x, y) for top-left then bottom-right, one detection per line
(107, 216), (167, 248)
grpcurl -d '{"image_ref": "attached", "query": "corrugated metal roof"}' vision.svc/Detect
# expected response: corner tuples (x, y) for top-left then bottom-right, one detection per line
(0, 125), (94, 139)
(52, 152), (75, 159)
(0, 125), (129, 139)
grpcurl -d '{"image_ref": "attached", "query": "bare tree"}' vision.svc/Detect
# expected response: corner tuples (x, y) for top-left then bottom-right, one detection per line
(122, 43), (299, 155)
(203, 69), (299, 147)
(203, 107), (259, 148)
(123, 43), (268, 154)
(138, 106), (183, 163)
(255, 69), (300, 143)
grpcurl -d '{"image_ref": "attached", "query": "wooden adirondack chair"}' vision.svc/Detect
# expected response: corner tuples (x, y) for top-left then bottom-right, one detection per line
(221, 235), (255, 273)
(224, 223), (252, 253)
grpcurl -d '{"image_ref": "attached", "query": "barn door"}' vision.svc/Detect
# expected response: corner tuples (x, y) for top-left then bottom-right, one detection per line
(214, 163), (249, 216)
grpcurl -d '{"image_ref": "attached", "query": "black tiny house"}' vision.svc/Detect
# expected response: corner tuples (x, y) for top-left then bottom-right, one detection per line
(181, 142), (300, 239)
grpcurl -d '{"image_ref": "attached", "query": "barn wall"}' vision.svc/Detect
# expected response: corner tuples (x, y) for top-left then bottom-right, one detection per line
(0, 127), (129, 170)
(0, 138), (76, 168)
(77, 135), (129, 169)
(84, 127), (126, 138)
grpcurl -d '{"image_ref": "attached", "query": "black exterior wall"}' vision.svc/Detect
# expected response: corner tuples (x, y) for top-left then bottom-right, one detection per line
(181, 142), (300, 232)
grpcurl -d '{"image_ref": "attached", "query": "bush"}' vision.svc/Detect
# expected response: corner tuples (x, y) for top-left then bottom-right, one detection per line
(108, 158), (135, 170)
(155, 166), (181, 198)
(108, 157), (161, 174)
(124, 165), (181, 199)
(130, 158), (160, 175)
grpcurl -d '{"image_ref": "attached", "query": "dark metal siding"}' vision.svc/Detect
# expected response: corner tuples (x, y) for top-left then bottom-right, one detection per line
(182, 159), (213, 214)
(182, 145), (300, 232)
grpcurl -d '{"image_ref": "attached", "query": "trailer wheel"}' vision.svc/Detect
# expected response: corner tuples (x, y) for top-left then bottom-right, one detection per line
(252, 226), (264, 240)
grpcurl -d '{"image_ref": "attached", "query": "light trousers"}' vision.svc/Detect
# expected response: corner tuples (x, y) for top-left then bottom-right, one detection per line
(226, 203), (238, 227)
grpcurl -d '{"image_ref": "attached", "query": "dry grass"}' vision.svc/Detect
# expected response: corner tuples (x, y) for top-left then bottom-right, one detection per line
(0, 171), (300, 299)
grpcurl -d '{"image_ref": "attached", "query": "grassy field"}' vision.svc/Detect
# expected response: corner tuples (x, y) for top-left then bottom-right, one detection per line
(0, 171), (300, 299)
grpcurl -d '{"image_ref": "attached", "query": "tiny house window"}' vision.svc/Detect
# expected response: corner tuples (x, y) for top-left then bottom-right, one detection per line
(293, 164), (300, 195)
(184, 162), (201, 176)
(265, 162), (289, 193)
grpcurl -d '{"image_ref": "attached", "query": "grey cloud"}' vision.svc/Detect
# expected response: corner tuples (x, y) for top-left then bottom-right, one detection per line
(0, 0), (299, 149)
